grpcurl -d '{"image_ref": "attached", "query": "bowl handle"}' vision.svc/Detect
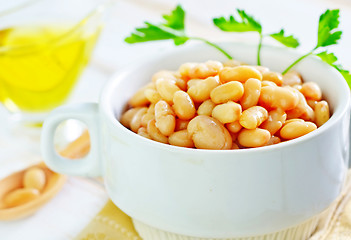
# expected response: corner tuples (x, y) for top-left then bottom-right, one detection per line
(41, 103), (101, 177)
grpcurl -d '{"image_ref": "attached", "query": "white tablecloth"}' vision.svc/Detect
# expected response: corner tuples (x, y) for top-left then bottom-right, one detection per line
(0, 0), (350, 239)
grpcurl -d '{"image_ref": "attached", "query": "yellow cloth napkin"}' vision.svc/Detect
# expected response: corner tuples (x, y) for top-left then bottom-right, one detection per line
(74, 200), (141, 240)
(75, 170), (351, 240)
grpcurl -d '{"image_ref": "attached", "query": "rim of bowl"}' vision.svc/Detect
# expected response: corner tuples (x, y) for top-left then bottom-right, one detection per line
(101, 41), (351, 155)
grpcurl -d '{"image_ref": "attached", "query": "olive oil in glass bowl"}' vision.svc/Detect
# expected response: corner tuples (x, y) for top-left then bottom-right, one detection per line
(0, 0), (109, 125)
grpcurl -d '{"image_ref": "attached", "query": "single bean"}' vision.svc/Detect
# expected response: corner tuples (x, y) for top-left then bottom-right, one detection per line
(187, 79), (202, 89)
(315, 100), (330, 127)
(137, 127), (152, 139)
(156, 78), (180, 103)
(226, 121), (242, 133)
(210, 81), (244, 104)
(188, 61), (223, 79)
(188, 76), (220, 102)
(128, 83), (154, 107)
(141, 112), (155, 128)
(223, 59), (244, 67)
(219, 66), (262, 83)
(197, 99), (216, 116)
(300, 82), (322, 101)
(292, 84), (302, 91)
(175, 119), (190, 131)
(206, 60), (223, 71)
(155, 100), (176, 136)
(283, 118), (304, 126)
(23, 167), (46, 191)
(262, 71), (283, 86)
(265, 136), (281, 146)
(179, 62), (197, 80)
(252, 66), (270, 74)
(130, 107), (148, 132)
(187, 115), (232, 150)
(260, 108), (287, 135)
(239, 106), (268, 129)
(4, 188), (40, 208)
(144, 89), (162, 104)
(188, 63), (209, 79)
(280, 121), (317, 140)
(212, 101), (242, 124)
(259, 86), (299, 110)
(175, 78), (187, 91)
(241, 78), (261, 109)
(152, 70), (176, 83)
(307, 100), (318, 110)
(173, 91), (196, 120)
(286, 88), (315, 121)
(282, 71), (302, 86)
(261, 80), (277, 87)
(155, 100), (174, 117)
(147, 119), (168, 144)
(128, 89), (149, 107)
(169, 130), (195, 148)
(120, 108), (140, 128)
(148, 104), (155, 114)
(238, 128), (271, 148)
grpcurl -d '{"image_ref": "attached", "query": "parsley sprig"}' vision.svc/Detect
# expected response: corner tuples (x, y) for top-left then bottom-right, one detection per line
(125, 6), (350, 87)
(125, 5), (233, 60)
(282, 9), (350, 85)
(282, 9), (341, 73)
(316, 51), (351, 88)
(213, 10), (299, 65)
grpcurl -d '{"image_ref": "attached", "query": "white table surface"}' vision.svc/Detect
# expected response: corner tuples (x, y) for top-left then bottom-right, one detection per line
(0, 0), (350, 239)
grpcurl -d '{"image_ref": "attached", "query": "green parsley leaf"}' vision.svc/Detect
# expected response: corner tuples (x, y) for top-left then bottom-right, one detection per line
(317, 9), (342, 47)
(316, 51), (351, 87)
(316, 51), (338, 65)
(125, 5), (232, 58)
(213, 9), (262, 33)
(270, 29), (299, 48)
(173, 36), (189, 45)
(125, 23), (180, 43)
(283, 9), (346, 75)
(125, 5), (189, 45)
(162, 5), (185, 30)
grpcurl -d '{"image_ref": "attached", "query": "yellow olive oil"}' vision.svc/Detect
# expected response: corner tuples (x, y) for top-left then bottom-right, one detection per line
(0, 24), (100, 112)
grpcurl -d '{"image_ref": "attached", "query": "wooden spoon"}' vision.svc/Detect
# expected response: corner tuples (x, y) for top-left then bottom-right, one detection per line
(0, 130), (90, 221)
(0, 162), (66, 220)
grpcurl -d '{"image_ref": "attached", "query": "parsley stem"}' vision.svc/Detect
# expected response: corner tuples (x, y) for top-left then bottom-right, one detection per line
(257, 33), (263, 66)
(282, 50), (314, 74)
(190, 37), (233, 60)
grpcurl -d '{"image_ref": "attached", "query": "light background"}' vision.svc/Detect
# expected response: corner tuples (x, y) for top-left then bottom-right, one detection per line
(0, 0), (350, 239)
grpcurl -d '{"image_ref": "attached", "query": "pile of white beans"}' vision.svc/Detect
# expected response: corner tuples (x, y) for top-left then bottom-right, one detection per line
(120, 60), (330, 150)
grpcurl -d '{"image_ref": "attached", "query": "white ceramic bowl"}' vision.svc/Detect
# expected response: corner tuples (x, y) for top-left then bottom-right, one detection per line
(41, 42), (351, 238)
